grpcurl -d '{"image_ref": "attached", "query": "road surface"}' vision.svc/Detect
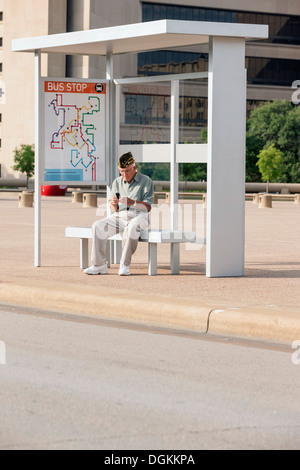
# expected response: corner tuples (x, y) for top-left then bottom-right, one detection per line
(0, 304), (299, 450)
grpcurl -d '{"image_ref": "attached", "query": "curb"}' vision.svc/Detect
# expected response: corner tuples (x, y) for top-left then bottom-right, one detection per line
(208, 306), (300, 344)
(0, 280), (210, 333)
(1, 279), (299, 344)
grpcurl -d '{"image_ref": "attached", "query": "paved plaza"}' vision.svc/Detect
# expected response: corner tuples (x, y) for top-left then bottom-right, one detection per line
(0, 191), (299, 343)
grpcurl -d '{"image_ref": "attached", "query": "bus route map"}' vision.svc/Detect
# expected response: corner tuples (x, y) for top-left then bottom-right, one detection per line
(43, 80), (106, 184)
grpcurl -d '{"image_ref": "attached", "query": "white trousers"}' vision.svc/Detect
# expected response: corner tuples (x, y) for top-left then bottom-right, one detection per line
(91, 209), (149, 267)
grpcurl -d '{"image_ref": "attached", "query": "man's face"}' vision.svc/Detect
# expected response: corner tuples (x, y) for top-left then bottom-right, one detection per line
(119, 164), (136, 183)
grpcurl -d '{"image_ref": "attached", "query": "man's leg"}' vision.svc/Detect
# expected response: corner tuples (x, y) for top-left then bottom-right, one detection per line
(120, 213), (148, 267)
(91, 214), (124, 267)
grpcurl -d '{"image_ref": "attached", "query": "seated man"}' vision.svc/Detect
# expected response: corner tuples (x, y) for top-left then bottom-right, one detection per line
(84, 152), (154, 276)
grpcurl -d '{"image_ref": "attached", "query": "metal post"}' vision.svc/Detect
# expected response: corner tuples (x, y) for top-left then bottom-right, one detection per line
(106, 53), (117, 185)
(207, 37), (246, 277)
(170, 79), (179, 231)
(34, 50), (42, 267)
(170, 80), (180, 274)
(106, 53), (117, 263)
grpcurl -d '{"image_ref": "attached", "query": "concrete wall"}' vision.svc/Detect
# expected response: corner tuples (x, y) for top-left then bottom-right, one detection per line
(1, 0), (50, 180)
(88, 0), (140, 79)
(0, 0), (67, 180)
(48, 0), (67, 77)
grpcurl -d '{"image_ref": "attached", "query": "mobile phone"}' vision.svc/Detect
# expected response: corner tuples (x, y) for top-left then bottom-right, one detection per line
(115, 193), (120, 210)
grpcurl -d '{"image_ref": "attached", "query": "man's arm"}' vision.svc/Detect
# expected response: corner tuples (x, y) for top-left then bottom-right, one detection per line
(119, 197), (151, 212)
(111, 195), (119, 212)
(110, 179), (119, 212)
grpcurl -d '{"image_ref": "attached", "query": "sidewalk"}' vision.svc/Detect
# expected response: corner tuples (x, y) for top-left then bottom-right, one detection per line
(0, 191), (299, 344)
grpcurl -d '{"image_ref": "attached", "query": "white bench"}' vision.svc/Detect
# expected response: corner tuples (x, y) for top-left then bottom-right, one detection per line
(65, 227), (198, 276)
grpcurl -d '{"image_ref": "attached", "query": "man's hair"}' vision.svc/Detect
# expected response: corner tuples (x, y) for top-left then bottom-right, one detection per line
(118, 152), (135, 169)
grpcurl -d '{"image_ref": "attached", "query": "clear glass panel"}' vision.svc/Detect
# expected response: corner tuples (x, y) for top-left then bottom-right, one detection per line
(179, 80), (208, 144)
(120, 82), (171, 144)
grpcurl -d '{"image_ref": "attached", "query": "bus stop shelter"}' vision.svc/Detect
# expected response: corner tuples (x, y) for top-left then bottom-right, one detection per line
(12, 19), (268, 277)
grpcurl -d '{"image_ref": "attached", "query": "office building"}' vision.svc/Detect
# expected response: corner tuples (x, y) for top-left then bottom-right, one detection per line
(1, 0), (299, 180)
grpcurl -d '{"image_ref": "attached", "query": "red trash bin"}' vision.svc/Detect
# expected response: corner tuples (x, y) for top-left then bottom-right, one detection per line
(41, 185), (68, 196)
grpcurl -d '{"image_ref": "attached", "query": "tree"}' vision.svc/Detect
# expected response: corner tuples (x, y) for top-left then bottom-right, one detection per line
(12, 144), (35, 189)
(200, 127), (207, 143)
(179, 163), (207, 189)
(246, 133), (263, 182)
(136, 162), (170, 181)
(246, 100), (300, 183)
(247, 100), (292, 148)
(256, 144), (283, 193)
(277, 105), (300, 183)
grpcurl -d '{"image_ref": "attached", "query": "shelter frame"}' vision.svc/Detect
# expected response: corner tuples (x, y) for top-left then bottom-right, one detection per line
(13, 19), (269, 277)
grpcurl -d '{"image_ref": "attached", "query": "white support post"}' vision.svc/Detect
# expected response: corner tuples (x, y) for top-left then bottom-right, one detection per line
(115, 83), (121, 167)
(170, 80), (179, 231)
(207, 37), (246, 277)
(170, 80), (180, 273)
(106, 53), (117, 186)
(34, 50), (42, 267)
(106, 53), (117, 264)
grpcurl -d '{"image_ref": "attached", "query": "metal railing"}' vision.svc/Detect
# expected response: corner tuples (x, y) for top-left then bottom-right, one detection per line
(1, 178), (300, 194)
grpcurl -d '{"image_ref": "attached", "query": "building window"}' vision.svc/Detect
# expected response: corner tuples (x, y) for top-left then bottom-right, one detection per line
(0, 12), (3, 22)
(247, 57), (300, 86)
(142, 3), (300, 45)
(0, 113), (2, 123)
(0, 64), (2, 73)
(140, 4), (300, 86)
(139, 51), (300, 86)
(139, 50), (208, 76)
(0, 38), (3, 48)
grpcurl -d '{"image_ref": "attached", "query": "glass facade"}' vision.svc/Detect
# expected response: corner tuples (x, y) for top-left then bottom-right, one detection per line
(122, 3), (300, 133)
(247, 57), (300, 86)
(139, 51), (208, 76)
(142, 2), (300, 45)
(139, 51), (300, 87)
(139, 3), (300, 87)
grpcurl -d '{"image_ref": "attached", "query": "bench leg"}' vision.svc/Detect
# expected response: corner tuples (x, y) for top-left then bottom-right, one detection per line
(80, 238), (89, 269)
(114, 240), (122, 264)
(148, 243), (157, 276)
(170, 243), (180, 275)
(106, 240), (122, 267)
(106, 242), (111, 268)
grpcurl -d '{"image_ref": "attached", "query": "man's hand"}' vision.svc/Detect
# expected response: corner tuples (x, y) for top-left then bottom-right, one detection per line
(110, 195), (119, 212)
(111, 195), (119, 206)
(111, 195), (150, 213)
(119, 196), (135, 206)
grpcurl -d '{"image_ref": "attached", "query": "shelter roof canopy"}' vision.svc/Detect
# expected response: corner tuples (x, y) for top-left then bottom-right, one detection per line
(12, 19), (268, 56)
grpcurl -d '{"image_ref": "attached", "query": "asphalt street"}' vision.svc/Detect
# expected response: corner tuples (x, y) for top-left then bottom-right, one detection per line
(0, 304), (299, 450)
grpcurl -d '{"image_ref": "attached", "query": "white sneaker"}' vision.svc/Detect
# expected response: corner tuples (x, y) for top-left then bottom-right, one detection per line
(118, 264), (130, 276)
(84, 264), (108, 275)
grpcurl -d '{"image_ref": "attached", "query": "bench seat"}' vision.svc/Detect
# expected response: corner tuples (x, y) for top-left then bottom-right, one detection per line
(65, 227), (198, 275)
